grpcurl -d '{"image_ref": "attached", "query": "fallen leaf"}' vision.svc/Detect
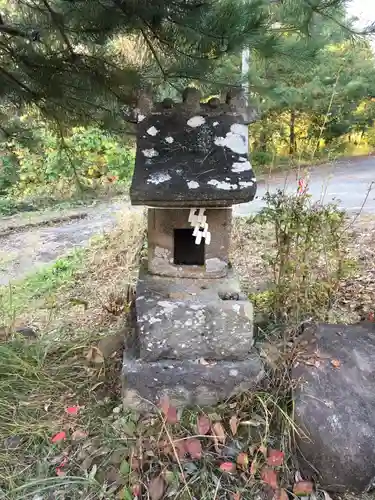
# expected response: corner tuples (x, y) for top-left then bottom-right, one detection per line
(120, 459), (131, 476)
(58, 457), (68, 468)
(56, 468), (66, 477)
(273, 488), (289, 500)
(229, 415), (239, 436)
(267, 449), (284, 467)
(293, 481), (314, 496)
(117, 487), (133, 500)
(212, 422), (226, 443)
(148, 476), (165, 500)
(219, 462), (236, 474)
(261, 467), (278, 490)
(258, 444), (267, 457)
(159, 395), (178, 424)
(86, 346), (104, 364)
(173, 440), (187, 459)
(66, 406), (80, 415)
(232, 493), (241, 500)
(197, 414), (211, 435)
(185, 438), (202, 459)
(51, 431), (66, 443)
(331, 359), (341, 368)
(236, 452), (249, 468)
(132, 484), (142, 497)
(71, 429), (88, 441)
(250, 460), (258, 475)
(212, 421), (226, 453)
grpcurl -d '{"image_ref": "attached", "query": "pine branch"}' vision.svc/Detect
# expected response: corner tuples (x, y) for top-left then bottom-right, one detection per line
(0, 66), (40, 100)
(41, 0), (75, 56)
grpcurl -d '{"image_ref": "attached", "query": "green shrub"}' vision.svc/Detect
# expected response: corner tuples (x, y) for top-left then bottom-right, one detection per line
(251, 150), (274, 167)
(251, 189), (352, 323)
(3, 125), (135, 201)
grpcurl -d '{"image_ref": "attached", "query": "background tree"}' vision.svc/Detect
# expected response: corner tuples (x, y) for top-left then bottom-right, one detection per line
(0, 0), (371, 133)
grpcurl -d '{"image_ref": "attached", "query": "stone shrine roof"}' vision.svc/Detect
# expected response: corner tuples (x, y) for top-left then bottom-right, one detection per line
(130, 89), (258, 207)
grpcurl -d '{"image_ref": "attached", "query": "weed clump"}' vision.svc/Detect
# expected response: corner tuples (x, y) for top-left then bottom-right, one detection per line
(249, 189), (353, 323)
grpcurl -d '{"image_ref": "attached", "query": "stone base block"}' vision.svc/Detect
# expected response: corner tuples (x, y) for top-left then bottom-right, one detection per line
(122, 354), (264, 411)
(134, 266), (254, 362)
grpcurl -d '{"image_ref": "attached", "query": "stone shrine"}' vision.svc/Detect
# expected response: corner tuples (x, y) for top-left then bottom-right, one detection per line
(122, 88), (263, 410)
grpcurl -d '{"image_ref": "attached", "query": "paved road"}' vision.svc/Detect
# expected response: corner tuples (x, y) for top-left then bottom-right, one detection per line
(234, 156), (375, 216)
(1, 157), (374, 284)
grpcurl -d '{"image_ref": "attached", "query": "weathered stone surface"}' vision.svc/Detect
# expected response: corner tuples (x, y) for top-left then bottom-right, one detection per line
(134, 268), (253, 362)
(148, 208), (231, 278)
(130, 109), (257, 207)
(293, 322), (375, 493)
(122, 354), (264, 411)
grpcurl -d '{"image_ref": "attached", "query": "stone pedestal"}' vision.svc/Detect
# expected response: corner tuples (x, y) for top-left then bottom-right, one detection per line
(122, 265), (264, 411)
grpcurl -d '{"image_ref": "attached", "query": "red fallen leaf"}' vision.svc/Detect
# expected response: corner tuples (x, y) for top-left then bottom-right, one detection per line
(132, 484), (142, 497)
(368, 311), (375, 321)
(232, 493), (241, 500)
(229, 415), (239, 436)
(236, 452), (249, 468)
(293, 480), (314, 496)
(273, 488), (289, 500)
(51, 431), (66, 443)
(148, 476), (165, 500)
(185, 438), (202, 459)
(219, 461), (236, 474)
(159, 395), (178, 424)
(58, 457), (68, 468)
(261, 467), (278, 490)
(66, 406), (79, 415)
(56, 467), (66, 476)
(197, 414), (211, 435)
(267, 449), (284, 467)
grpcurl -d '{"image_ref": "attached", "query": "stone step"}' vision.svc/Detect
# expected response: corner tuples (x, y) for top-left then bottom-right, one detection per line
(122, 353), (264, 411)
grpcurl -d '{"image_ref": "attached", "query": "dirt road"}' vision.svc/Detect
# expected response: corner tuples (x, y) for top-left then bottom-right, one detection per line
(1, 157), (374, 285)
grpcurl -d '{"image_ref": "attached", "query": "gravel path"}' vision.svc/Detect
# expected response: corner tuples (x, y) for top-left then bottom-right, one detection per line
(0, 200), (129, 285)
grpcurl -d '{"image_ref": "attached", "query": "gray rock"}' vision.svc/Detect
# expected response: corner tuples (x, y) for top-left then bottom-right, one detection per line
(122, 353), (264, 411)
(293, 322), (375, 493)
(134, 270), (254, 362)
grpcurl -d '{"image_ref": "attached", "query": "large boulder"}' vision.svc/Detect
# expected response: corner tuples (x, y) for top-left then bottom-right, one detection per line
(293, 322), (375, 493)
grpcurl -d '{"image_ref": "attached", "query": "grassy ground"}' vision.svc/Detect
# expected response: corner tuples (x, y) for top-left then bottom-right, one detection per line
(0, 210), (374, 499)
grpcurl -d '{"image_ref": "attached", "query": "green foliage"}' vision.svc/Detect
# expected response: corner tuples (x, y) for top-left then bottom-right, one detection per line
(0, 0), (372, 136)
(1, 124), (135, 202)
(252, 189), (352, 323)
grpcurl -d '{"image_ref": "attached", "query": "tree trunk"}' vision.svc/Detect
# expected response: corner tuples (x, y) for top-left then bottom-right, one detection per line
(259, 128), (268, 152)
(289, 109), (297, 155)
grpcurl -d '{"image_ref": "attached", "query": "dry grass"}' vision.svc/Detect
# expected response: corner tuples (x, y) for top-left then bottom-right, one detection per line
(3, 209), (146, 339)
